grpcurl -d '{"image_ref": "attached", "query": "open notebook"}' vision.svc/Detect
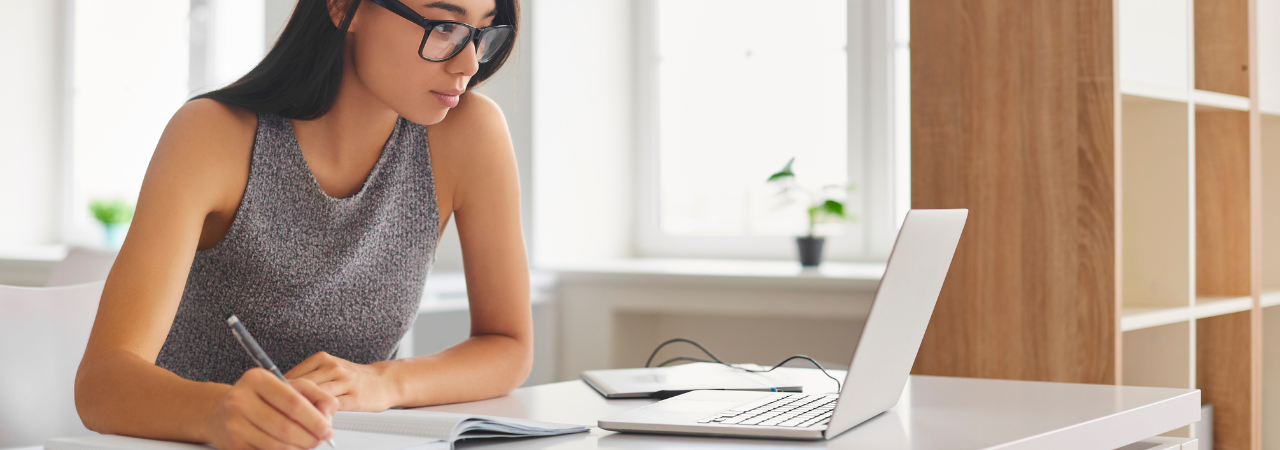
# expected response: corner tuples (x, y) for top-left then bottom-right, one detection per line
(45, 410), (589, 450)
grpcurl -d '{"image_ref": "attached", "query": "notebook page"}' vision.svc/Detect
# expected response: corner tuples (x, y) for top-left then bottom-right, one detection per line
(45, 432), (438, 450)
(451, 416), (589, 441)
(327, 429), (444, 450)
(333, 411), (470, 440)
(334, 410), (589, 442)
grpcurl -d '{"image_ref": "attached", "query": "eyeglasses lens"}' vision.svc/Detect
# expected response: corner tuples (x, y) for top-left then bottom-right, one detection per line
(421, 23), (512, 62)
(476, 28), (512, 63)
(422, 23), (471, 61)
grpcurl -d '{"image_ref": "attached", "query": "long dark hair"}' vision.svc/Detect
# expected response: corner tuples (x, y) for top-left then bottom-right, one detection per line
(194, 0), (519, 120)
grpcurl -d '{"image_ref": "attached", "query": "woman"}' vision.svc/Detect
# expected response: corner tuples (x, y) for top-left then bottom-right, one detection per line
(74, 0), (530, 448)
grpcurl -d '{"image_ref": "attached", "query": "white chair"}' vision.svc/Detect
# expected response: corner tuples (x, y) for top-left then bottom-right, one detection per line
(44, 247), (117, 287)
(0, 281), (103, 447)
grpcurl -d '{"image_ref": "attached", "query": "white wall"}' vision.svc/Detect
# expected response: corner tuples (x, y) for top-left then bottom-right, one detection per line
(1261, 0), (1280, 113)
(264, 0), (294, 48)
(0, 0), (63, 248)
(530, 0), (635, 266)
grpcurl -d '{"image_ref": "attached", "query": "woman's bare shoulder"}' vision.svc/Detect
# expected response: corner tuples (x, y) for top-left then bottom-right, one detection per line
(145, 99), (259, 209)
(429, 92), (509, 148)
(426, 92), (517, 207)
(165, 99), (258, 155)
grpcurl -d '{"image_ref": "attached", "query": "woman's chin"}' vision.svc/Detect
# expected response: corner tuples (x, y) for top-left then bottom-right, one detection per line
(403, 107), (451, 126)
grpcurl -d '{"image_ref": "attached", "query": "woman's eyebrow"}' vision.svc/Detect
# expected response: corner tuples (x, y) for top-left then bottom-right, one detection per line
(423, 1), (497, 18)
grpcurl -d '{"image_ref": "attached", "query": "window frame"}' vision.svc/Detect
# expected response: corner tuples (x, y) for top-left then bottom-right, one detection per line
(632, 0), (902, 262)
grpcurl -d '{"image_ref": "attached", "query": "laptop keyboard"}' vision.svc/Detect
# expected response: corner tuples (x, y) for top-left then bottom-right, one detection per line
(697, 393), (838, 428)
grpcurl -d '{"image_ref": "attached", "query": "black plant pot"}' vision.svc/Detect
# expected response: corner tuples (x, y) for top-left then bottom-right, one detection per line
(796, 236), (825, 267)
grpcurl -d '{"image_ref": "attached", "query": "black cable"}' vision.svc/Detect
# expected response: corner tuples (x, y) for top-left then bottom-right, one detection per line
(645, 338), (725, 368)
(644, 337), (842, 393)
(655, 356), (714, 367)
(749, 355), (842, 393)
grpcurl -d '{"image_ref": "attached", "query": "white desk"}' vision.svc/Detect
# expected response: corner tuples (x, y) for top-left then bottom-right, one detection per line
(412, 368), (1200, 450)
(11, 369), (1201, 450)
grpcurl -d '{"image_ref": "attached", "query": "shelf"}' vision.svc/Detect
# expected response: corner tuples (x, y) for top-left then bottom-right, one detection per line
(1124, 319), (1191, 390)
(1193, 89), (1251, 111)
(1123, 305), (1192, 331)
(1263, 105), (1280, 117)
(1195, 0), (1250, 96)
(1121, 80), (1189, 103)
(1122, 296), (1257, 332)
(1195, 295), (1254, 318)
(1121, 95), (1191, 320)
(1263, 290), (1280, 308)
(1265, 115), (1280, 290)
(1196, 109), (1252, 296)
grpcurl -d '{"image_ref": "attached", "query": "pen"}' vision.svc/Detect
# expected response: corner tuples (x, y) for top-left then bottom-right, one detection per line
(227, 315), (338, 449)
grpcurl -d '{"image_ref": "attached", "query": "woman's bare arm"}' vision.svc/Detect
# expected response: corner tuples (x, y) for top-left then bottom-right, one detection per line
(286, 93), (533, 409)
(75, 99), (337, 448)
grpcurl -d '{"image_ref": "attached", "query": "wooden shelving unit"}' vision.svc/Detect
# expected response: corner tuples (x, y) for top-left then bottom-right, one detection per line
(912, 0), (1280, 447)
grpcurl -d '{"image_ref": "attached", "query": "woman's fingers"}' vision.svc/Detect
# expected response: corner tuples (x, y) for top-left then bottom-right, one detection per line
(291, 378), (340, 419)
(283, 353), (325, 379)
(230, 413), (308, 450)
(296, 366), (344, 384)
(252, 371), (335, 445)
(284, 351), (338, 380)
(237, 403), (316, 450)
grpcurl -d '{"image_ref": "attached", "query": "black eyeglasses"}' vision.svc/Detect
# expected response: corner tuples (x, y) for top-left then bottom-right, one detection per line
(368, 0), (513, 63)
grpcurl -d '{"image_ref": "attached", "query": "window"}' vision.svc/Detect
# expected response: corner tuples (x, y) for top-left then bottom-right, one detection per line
(64, 0), (264, 246)
(652, 0), (848, 238)
(67, 0), (191, 245)
(636, 0), (902, 261)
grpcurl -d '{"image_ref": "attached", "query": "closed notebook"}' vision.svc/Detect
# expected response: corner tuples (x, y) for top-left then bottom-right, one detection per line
(581, 362), (802, 399)
(45, 410), (589, 450)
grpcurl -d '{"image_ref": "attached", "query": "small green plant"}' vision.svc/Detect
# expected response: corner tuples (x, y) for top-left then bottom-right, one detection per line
(89, 199), (135, 225)
(767, 157), (856, 237)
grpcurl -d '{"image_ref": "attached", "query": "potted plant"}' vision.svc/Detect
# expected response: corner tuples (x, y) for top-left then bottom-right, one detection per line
(89, 198), (135, 249)
(767, 158), (855, 266)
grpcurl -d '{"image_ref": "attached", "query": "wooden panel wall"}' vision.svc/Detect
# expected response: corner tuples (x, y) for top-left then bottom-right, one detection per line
(910, 0), (1118, 384)
(1199, 311), (1256, 450)
(1195, 109), (1259, 450)
(1198, 110), (1253, 296)
(1196, 0), (1251, 96)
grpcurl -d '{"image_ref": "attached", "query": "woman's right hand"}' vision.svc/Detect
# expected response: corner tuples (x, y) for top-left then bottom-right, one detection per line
(204, 368), (339, 450)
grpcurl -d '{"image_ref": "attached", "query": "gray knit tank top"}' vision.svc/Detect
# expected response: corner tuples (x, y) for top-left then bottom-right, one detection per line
(156, 112), (440, 385)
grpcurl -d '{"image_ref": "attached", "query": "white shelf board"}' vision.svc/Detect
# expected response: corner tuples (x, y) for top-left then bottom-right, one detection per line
(1194, 295), (1254, 319)
(1122, 296), (1257, 331)
(1262, 105), (1280, 117)
(1121, 80), (1190, 103)
(1122, 305), (1192, 331)
(1193, 89), (1251, 111)
(1263, 290), (1280, 308)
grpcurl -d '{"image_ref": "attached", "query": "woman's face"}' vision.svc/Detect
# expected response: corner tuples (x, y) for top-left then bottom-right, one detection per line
(347, 0), (499, 125)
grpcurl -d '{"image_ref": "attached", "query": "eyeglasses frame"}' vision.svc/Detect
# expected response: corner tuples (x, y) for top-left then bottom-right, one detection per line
(367, 0), (512, 63)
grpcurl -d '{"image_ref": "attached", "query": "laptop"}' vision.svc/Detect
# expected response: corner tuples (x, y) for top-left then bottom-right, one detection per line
(598, 208), (967, 440)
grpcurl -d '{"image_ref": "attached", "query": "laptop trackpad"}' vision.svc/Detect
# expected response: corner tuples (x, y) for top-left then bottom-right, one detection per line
(642, 390), (767, 414)
(645, 399), (743, 414)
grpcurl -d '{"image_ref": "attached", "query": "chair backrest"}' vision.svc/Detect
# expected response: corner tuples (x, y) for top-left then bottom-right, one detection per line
(0, 281), (104, 447)
(45, 247), (117, 287)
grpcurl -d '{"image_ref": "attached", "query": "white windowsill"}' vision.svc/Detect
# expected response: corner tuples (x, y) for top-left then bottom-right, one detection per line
(540, 258), (886, 291)
(418, 271), (557, 313)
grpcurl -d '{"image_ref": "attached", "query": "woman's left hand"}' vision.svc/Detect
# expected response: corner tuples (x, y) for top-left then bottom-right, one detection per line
(284, 351), (400, 412)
